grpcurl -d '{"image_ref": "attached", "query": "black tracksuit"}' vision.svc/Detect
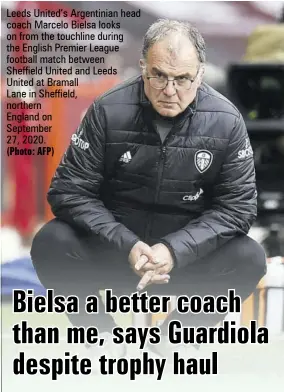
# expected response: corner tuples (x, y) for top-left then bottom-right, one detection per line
(31, 76), (266, 331)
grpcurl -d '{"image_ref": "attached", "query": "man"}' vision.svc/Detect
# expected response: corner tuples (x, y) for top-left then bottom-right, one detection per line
(31, 19), (266, 362)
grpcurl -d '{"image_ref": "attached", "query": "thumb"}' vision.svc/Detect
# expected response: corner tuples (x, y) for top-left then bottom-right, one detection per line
(135, 254), (148, 271)
(140, 243), (158, 264)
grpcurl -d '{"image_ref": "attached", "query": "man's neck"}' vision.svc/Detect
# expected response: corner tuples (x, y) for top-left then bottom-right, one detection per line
(155, 112), (175, 123)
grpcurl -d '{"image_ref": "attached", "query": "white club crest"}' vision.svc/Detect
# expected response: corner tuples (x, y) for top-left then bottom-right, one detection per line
(194, 150), (213, 173)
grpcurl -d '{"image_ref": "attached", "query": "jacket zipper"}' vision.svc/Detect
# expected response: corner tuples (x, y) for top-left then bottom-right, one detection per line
(155, 146), (166, 203)
(142, 107), (194, 241)
(144, 144), (167, 241)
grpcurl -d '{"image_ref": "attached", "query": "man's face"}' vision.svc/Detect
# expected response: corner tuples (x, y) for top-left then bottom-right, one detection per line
(140, 35), (204, 117)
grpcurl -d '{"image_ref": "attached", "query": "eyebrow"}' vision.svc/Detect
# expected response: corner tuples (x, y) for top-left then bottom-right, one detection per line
(151, 66), (193, 79)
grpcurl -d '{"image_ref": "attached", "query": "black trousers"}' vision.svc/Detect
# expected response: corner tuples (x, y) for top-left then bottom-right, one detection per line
(30, 218), (267, 334)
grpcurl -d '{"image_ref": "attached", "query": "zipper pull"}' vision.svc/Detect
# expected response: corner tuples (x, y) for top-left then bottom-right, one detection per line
(160, 146), (166, 159)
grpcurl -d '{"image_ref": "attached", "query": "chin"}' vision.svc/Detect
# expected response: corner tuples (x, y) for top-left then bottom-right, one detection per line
(157, 108), (180, 117)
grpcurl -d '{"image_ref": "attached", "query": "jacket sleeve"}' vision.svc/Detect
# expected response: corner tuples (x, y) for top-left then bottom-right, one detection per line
(47, 102), (140, 254)
(160, 114), (257, 268)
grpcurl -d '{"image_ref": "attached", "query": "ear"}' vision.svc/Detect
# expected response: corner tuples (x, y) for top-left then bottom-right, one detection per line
(196, 64), (205, 87)
(139, 59), (146, 81)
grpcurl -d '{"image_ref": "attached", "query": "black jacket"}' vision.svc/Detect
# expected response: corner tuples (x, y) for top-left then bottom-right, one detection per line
(48, 76), (257, 268)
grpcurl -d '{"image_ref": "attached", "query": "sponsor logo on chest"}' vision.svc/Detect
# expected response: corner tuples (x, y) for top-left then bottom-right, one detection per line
(183, 188), (204, 201)
(119, 151), (132, 163)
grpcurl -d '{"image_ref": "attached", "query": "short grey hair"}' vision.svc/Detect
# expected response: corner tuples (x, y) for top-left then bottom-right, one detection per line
(142, 19), (206, 63)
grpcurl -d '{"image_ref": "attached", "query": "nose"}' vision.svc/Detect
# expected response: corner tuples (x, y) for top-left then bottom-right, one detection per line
(163, 80), (177, 97)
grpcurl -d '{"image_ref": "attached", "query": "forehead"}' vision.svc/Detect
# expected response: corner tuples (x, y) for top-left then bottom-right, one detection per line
(146, 34), (199, 75)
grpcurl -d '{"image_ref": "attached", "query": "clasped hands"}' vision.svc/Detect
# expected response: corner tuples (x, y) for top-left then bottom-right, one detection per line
(128, 241), (174, 291)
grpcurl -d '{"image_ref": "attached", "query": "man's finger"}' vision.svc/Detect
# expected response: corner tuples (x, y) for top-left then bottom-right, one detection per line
(151, 274), (170, 284)
(137, 260), (168, 273)
(141, 244), (159, 264)
(135, 255), (149, 270)
(151, 274), (170, 282)
(136, 262), (156, 271)
(137, 270), (154, 291)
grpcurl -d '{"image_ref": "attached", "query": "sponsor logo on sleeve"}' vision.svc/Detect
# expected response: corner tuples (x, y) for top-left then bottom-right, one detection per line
(71, 128), (89, 151)
(238, 138), (253, 159)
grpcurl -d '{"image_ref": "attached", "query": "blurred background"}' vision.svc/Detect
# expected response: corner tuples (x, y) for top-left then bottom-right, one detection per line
(1, 0), (284, 369)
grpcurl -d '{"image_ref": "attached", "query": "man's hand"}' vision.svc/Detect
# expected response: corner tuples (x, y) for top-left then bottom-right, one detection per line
(136, 243), (174, 290)
(128, 241), (158, 277)
(136, 243), (174, 274)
